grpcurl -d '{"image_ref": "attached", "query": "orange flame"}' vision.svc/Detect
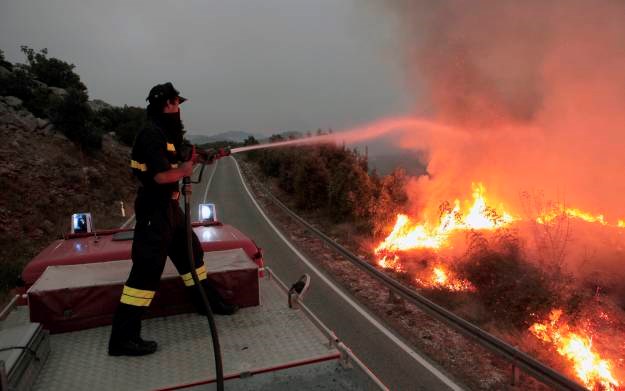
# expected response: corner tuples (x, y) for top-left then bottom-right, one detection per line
(529, 309), (620, 390)
(375, 183), (515, 254)
(416, 265), (476, 292)
(537, 208), (608, 226)
(378, 255), (404, 272)
(374, 183), (625, 295)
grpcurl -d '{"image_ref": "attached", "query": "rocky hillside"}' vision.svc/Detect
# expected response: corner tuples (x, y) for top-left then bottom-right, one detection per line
(0, 95), (136, 294)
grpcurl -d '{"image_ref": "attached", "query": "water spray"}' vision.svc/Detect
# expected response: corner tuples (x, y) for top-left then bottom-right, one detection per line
(230, 116), (452, 154)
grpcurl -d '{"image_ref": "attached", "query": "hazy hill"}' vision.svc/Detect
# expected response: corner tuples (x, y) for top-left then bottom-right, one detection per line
(187, 131), (256, 145)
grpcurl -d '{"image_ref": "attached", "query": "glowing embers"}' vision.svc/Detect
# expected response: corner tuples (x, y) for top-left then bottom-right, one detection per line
(415, 265), (475, 292)
(529, 309), (620, 390)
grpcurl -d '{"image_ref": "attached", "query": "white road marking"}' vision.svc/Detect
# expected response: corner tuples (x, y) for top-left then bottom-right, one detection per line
(230, 156), (463, 391)
(202, 160), (219, 203)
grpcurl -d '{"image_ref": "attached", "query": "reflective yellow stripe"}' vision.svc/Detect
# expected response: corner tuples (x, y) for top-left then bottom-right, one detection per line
(166, 143), (176, 152)
(120, 286), (155, 307)
(121, 295), (152, 306)
(181, 265), (207, 286)
(130, 160), (147, 172)
(171, 163), (178, 168)
(197, 265), (207, 280)
(123, 286), (155, 298)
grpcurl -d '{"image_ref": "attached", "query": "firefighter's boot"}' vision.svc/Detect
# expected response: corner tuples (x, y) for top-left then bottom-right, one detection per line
(189, 280), (238, 316)
(108, 304), (157, 356)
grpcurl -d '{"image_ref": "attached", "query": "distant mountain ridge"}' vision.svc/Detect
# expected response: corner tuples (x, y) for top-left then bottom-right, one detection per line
(187, 131), (256, 145)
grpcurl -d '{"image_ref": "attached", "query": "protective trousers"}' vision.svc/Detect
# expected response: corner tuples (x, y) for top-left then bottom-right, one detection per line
(109, 197), (212, 345)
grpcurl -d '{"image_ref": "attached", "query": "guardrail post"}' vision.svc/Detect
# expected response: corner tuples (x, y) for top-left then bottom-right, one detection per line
(511, 361), (520, 386)
(338, 348), (352, 368)
(327, 336), (337, 350)
(387, 288), (406, 311)
(0, 361), (7, 391)
(387, 288), (395, 303)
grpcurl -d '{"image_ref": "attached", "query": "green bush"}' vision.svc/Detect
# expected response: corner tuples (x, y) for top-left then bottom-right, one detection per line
(94, 106), (147, 146)
(20, 46), (86, 91)
(0, 49), (12, 70)
(0, 66), (63, 120)
(243, 136), (259, 146)
(52, 87), (102, 150)
(292, 152), (330, 209)
(251, 143), (408, 234)
(0, 67), (35, 102)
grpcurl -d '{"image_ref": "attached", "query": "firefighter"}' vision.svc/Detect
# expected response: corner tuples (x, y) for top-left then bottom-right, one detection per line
(108, 82), (238, 357)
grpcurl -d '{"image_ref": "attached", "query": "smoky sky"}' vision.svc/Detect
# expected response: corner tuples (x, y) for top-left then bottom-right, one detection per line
(0, 0), (411, 135)
(379, 0), (625, 220)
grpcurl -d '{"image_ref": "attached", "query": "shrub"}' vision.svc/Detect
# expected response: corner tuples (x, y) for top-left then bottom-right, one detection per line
(243, 136), (259, 146)
(372, 168), (409, 238)
(0, 67), (35, 102)
(0, 49), (12, 70)
(94, 106), (147, 146)
(52, 87), (102, 150)
(457, 231), (562, 327)
(327, 153), (374, 228)
(292, 152), (330, 209)
(250, 143), (406, 235)
(20, 46), (86, 91)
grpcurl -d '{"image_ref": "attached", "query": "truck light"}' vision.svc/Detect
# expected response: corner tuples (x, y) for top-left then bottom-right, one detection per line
(199, 203), (217, 223)
(71, 213), (93, 234)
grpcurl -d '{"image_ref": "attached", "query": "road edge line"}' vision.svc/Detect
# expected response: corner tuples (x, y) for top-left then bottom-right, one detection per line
(202, 160), (219, 203)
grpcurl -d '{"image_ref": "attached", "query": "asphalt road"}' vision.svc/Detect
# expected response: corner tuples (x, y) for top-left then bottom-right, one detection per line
(192, 156), (464, 391)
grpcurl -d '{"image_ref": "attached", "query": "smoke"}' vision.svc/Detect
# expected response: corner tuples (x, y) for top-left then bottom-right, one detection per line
(378, 0), (625, 220)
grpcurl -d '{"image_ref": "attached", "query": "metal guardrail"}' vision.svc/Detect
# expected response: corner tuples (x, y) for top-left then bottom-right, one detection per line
(264, 267), (389, 391)
(0, 295), (19, 321)
(248, 171), (587, 391)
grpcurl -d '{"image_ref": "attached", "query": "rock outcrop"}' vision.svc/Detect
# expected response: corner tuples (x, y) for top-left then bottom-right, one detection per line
(0, 93), (136, 279)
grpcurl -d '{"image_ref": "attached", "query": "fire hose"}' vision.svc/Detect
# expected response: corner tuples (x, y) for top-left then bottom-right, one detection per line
(181, 144), (224, 391)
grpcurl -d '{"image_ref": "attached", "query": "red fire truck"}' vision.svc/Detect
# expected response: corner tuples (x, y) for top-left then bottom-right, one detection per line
(0, 210), (386, 390)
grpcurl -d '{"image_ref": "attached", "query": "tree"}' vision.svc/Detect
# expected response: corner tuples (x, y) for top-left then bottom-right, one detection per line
(269, 134), (284, 143)
(20, 46), (87, 91)
(0, 49), (13, 70)
(372, 168), (408, 237)
(243, 136), (259, 146)
(327, 154), (374, 229)
(293, 152), (329, 209)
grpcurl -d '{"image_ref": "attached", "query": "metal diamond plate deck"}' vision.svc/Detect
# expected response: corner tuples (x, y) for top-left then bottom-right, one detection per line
(31, 277), (338, 390)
